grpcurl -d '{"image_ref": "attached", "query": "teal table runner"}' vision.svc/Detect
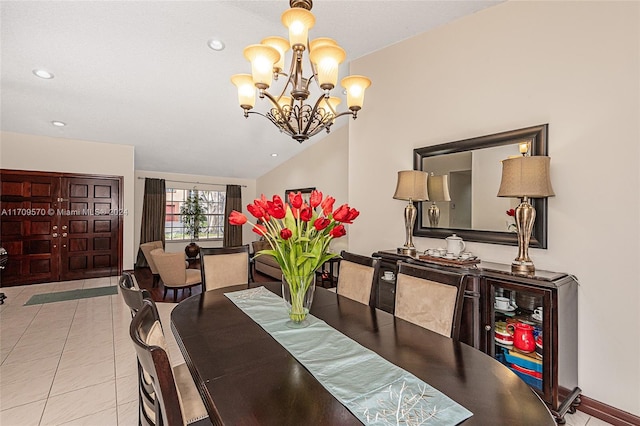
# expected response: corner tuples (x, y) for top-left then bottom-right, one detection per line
(225, 286), (473, 425)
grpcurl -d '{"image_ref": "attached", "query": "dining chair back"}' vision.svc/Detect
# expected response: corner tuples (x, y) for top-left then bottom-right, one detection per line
(118, 272), (157, 426)
(200, 245), (250, 291)
(118, 271), (152, 317)
(335, 251), (380, 306)
(394, 261), (467, 340)
(140, 241), (164, 287)
(130, 298), (209, 426)
(150, 249), (201, 302)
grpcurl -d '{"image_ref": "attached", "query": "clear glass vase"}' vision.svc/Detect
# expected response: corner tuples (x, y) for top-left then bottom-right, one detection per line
(281, 273), (316, 327)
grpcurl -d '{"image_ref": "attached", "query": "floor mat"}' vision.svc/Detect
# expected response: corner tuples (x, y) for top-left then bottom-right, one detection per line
(24, 286), (118, 306)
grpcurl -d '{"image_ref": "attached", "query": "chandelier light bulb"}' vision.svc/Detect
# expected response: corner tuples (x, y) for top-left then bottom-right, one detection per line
(261, 36), (290, 72)
(341, 75), (371, 110)
(231, 74), (256, 109)
(309, 45), (346, 90)
(281, 8), (315, 48)
(244, 44), (281, 89)
(309, 37), (338, 52)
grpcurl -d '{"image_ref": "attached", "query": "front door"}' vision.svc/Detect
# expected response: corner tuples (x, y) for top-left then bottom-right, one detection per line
(0, 170), (123, 286)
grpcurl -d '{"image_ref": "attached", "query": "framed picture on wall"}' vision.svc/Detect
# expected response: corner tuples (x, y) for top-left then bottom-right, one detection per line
(285, 187), (316, 206)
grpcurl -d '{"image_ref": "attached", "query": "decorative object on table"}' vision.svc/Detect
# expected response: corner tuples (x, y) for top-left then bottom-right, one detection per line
(445, 234), (466, 256)
(231, 1), (371, 144)
(426, 173), (451, 227)
(228, 189), (358, 325)
(393, 170), (429, 257)
(180, 188), (208, 259)
(497, 153), (555, 274)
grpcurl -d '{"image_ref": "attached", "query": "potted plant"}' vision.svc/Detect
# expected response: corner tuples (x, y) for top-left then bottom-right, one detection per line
(180, 189), (207, 259)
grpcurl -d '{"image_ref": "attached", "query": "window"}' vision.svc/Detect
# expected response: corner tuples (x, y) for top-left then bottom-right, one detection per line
(165, 188), (226, 241)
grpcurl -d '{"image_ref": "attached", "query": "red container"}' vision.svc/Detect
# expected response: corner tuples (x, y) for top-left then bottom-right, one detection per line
(507, 322), (536, 353)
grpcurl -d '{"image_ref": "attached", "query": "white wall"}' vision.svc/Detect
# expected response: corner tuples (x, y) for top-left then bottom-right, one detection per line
(0, 131), (136, 270)
(348, 1), (639, 415)
(256, 125), (350, 254)
(134, 170), (256, 258)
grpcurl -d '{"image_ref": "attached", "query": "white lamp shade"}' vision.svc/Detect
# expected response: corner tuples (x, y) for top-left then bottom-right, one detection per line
(341, 75), (371, 110)
(261, 36), (290, 72)
(393, 170), (429, 201)
(243, 44), (280, 89)
(230, 74), (256, 109)
(309, 45), (346, 90)
(281, 8), (315, 48)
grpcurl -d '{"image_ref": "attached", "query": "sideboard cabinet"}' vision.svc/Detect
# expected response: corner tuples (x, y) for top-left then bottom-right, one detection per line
(372, 250), (580, 422)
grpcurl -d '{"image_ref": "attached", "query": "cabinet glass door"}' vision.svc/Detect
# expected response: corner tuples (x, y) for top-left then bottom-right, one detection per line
(489, 281), (548, 394)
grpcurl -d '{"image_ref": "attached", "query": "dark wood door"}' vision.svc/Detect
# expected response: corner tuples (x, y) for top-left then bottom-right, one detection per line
(0, 173), (61, 285)
(0, 170), (123, 286)
(59, 176), (121, 281)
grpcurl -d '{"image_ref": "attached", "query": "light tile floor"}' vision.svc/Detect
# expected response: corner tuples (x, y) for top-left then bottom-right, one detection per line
(0, 277), (611, 425)
(1, 277), (184, 425)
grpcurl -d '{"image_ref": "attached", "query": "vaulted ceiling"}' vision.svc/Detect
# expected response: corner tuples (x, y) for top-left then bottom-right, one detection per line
(1, 1), (501, 178)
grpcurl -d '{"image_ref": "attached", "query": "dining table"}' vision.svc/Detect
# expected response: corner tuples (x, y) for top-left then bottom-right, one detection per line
(170, 282), (555, 425)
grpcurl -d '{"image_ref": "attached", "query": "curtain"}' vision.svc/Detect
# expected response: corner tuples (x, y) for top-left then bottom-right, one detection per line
(136, 178), (166, 267)
(223, 184), (243, 247)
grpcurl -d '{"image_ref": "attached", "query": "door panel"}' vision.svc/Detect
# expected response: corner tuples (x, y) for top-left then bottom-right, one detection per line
(0, 173), (60, 285)
(1, 170), (122, 286)
(59, 177), (120, 281)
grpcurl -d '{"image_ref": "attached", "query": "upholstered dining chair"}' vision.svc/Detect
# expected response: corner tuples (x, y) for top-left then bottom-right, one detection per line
(150, 248), (202, 302)
(140, 241), (163, 287)
(118, 272), (157, 426)
(334, 251), (380, 306)
(394, 261), (467, 340)
(130, 298), (210, 426)
(199, 245), (250, 292)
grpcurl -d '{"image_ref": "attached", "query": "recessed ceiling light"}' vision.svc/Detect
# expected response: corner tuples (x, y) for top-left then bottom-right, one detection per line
(33, 69), (54, 79)
(271, 153), (278, 157)
(51, 121), (66, 127)
(207, 39), (225, 51)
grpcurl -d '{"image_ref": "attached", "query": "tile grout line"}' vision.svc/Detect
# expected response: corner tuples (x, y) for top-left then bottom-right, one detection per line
(38, 292), (81, 426)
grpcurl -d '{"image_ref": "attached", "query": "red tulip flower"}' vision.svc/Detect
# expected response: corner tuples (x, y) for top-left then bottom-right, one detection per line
(314, 217), (330, 231)
(289, 191), (303, 209)
(300, 206), (313, 222)
(280, 228), (293, 240)
(228, 211), (247, 225)
(247, 203), (264, 219)
(506, 209), (516, 217)
(321, 196), (335, 216)
(310, 190), (323, 208)
(329, 224), (346, 238)
(252, 224), (267, 236)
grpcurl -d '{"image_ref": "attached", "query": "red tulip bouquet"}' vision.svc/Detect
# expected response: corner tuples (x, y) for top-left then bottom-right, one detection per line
(229, 190), (359, 323)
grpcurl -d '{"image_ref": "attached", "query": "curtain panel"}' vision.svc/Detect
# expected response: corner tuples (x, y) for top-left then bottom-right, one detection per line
(223, 184), (243, 247)
(136, 178), (166, 267)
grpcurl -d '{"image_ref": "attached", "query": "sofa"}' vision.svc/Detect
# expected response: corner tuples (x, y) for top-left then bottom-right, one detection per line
(252, 240), (282, 280)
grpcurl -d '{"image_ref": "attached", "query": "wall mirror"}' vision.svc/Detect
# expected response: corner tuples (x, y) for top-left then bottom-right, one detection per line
(413, 124), (549, 248)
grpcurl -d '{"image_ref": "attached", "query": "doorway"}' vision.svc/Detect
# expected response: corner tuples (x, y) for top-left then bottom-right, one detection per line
(0, 170), (123, 286)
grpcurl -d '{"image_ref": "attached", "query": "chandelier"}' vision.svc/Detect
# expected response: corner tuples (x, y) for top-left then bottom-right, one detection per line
(231, 0), (371, 143)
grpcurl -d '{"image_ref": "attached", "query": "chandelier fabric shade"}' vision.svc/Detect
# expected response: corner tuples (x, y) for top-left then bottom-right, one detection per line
(231, 0), (371, 143)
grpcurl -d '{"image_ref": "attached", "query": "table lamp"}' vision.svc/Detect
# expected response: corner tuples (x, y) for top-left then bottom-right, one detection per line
(497, 155), (554, 274)
(393, 170), (429, 256)
(426, 173), (451, 227)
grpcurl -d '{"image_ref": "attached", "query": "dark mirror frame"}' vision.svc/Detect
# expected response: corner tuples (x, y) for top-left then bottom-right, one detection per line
(413, 124), (549, 248)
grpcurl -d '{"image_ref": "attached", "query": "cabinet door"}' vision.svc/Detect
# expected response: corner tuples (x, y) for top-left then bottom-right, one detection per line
(485, 278), (554, 405)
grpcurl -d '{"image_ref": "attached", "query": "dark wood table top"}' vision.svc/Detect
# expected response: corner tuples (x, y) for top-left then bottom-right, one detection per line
(171, 283), (554, 425)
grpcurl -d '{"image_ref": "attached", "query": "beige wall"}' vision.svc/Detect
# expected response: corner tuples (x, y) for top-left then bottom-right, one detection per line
(348, 1), (639, 415)
(0, 132), (136, 271)
(134, 170), (256, 257)
(256, 125), (350, 254)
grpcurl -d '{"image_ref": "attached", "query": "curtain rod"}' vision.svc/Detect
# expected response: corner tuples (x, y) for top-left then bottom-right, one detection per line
(136, 176), (247, 188)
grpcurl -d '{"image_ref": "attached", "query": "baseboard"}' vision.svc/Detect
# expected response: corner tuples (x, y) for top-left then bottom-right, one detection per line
(560, 387), (640, 426)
